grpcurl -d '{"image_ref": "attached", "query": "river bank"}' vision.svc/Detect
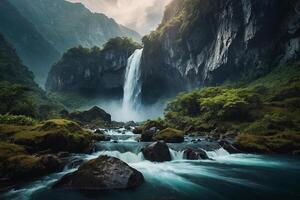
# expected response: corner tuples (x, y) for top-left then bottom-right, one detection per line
(1, 128), (300, 200)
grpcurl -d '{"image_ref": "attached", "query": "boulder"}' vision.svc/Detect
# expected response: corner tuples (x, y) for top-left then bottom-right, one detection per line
(142, 141), (171, 162)
(218, 139), (242, 154)
(69, 106), (111, 124)
(14, 119), (95, 153)
(132, 126), (143, 134)
(183, 148), (209, 160)
(141, 130), (155, 142)
(1, 154), (62, 180)
(53, 156), (144, 190)
(94, 129), (105, 134)
(91, 133), (110, 142)
(153, 128), (185, 143)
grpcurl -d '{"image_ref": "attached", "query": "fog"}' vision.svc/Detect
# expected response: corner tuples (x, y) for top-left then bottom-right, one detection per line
(79, 98), (167, 122)
(67, 0), (172, 35)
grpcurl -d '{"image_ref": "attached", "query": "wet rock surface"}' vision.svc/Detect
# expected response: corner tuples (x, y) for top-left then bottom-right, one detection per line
(183, 148), (209, 160)
(142, 141), (171, 162)
(53, 156), (144, 190)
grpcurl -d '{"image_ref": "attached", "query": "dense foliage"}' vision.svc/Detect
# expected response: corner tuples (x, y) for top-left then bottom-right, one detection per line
(0, 33), (63, 119)
(162, 63), (300, 153)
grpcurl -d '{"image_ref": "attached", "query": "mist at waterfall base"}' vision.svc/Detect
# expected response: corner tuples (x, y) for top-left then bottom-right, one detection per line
(92, 98), (166, 122)
(93, 48), (166, 122)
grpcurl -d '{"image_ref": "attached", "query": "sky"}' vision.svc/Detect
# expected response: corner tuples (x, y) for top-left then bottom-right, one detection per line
(67, 0), (172, 36)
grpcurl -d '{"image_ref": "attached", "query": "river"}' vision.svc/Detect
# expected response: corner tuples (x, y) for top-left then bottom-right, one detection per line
(2, 129), (300, 200)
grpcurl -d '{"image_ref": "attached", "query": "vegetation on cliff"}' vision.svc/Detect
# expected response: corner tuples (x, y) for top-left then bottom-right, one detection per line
(46, 37), (141, 99)
(0, 33), (63, 119)
(160, 63), (300, 153)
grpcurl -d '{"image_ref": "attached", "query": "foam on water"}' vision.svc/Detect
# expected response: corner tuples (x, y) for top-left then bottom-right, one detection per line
(205, 147), (230, 159)
(169, 148), (184, 160)
(3, 144), (299, 200)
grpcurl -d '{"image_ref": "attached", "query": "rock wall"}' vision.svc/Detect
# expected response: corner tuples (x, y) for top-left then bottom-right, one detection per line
(46, 37), (141, 98)
(140, 0), (300, 104)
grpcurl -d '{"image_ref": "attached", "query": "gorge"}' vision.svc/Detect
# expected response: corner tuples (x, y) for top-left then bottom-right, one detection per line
(0, 0), (300, 200)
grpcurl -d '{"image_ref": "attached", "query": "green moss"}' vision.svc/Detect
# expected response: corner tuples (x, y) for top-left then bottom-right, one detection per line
(236, 132), (300, 153)
(235, 135), (271, 153)
(0, 142), (26, 161)
(2, 154), (61, 180)
(161, 63), (300, 153)
(144, 0), (215, 43)
(0, 119), (94, 153)
(141, 119), (166, 132)
(153, 128), (185, 143)
(0, 114), (37, 125)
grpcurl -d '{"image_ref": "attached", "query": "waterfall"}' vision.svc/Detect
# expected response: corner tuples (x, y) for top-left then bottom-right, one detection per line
(122, 48), (143, 116)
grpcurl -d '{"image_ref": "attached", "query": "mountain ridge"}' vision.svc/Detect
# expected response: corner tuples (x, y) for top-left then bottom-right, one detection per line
(1, 0), (140, 85)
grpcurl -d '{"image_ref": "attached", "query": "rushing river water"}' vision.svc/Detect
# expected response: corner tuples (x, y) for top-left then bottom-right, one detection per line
(2, 129), (300, 200)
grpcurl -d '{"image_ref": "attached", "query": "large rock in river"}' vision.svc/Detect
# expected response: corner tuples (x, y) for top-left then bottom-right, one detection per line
(153, 128), (185, 143)
(69, 106), (111, 124)
(183, 148), (209, 160)
(142, 141), (171, 162)
(53, 156), (144, 190)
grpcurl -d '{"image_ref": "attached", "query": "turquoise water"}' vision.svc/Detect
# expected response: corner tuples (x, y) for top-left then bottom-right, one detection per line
(2, 152), (300, 200)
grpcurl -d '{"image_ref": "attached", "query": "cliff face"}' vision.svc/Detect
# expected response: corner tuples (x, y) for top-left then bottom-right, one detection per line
(46, 37), (141, 98)
(140, 0), (300, 104)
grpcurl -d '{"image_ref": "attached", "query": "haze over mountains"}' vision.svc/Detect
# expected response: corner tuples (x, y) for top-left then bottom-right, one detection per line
(0, 0), (140, 85)
(67, 0), (172, 35)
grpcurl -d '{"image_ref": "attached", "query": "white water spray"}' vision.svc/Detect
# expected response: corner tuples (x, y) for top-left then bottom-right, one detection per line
(122, 48), (143, 120)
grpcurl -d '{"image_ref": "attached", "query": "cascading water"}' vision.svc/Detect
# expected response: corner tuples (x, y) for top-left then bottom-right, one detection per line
(122, 48), (143, 119)
(3, 126), (300, 200)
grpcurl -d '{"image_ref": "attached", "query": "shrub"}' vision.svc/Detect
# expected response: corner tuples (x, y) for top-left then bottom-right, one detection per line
(0, 114), (36, 125)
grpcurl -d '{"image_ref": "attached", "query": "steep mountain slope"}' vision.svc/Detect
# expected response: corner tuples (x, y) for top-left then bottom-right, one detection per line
(0, 33), (62, 119)
(46, 37), (141, 99)
(9, 0), (141, 54)
(0, 0), (60, 85)
(140, 0), (300, 104)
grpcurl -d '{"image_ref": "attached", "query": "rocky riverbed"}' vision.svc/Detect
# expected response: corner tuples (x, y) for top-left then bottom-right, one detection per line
(1, 127), (300, 200)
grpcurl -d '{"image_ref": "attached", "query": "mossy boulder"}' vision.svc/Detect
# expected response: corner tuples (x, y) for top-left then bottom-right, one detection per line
(0, 119), (96, 154)
(235, 132), (300, 154)
(1, 154), (62, 180)
(68, 106), (112, 128)
(0, 119), (99, 189)
(53, 156), (144, 190)
(16, 119), (95, 153)
(0, 142), (27, 162)
(0, 142), (63, 187)
(3, 155), (62, 180)
(141, 119), (166, 132)
(153, 128), (185, 143)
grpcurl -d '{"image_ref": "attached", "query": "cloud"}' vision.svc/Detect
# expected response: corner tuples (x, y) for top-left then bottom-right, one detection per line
(67, 0), (172, 35)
